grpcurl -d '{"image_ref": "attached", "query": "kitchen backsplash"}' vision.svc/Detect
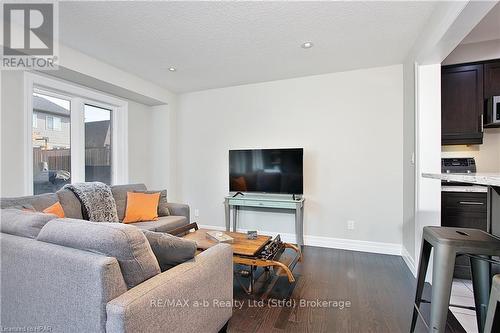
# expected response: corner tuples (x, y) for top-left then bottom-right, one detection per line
(442, 128), (500, 172)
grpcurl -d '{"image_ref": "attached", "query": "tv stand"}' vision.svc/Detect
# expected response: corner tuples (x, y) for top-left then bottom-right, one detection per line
(224, 194), (305, 248)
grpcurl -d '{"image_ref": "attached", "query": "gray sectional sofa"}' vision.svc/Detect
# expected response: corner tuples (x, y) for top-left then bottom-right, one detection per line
(0, 183), (191, 233)
(0, 184), (233, 333)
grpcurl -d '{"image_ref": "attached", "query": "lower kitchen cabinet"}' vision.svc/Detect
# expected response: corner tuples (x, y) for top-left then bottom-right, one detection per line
(441, 191), (488, 279)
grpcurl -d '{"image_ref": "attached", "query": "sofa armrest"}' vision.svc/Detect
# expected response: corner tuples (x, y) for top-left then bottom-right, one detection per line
(106, 243), (233, 333)
(1, 233), (127, 333)
(166, 202), (190, 221)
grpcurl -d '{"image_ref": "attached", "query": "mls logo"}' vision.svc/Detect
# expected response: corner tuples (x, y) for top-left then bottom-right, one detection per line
(1, 1), (58, 69)
(3, 3), (53, 55)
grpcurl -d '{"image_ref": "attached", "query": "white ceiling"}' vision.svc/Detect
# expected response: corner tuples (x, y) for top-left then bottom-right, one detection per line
(461, 1), (500, 45)
(59, 1), (438, 93)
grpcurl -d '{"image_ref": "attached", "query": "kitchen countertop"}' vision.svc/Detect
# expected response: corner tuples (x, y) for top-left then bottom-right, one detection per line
(441, 185), (488, 193)
(423, 173), (500, 187)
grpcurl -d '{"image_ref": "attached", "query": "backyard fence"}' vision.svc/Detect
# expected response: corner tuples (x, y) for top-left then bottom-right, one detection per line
(33, 147), (111, 172)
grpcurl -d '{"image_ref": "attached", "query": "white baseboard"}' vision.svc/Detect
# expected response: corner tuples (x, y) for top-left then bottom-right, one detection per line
(197, 224), (402, 256)
(401, 246), (417, 276)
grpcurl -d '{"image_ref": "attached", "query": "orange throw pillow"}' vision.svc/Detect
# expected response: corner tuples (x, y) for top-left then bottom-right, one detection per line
(123, 192), (161, 223)
(43, 202), (65, 218)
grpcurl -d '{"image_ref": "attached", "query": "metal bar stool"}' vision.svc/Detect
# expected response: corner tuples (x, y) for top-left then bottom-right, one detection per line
(484, 274), (500, 333)
(410, 226), (500, 333)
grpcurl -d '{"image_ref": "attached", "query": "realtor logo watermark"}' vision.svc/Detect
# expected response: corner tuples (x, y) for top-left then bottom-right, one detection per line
(1, 1), (58, 70)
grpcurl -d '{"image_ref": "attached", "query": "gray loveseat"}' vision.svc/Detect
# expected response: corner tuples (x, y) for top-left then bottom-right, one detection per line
(0, 184), (233, 333)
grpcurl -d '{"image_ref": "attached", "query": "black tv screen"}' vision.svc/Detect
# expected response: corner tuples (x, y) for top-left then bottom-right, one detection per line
(229, 148), (303, 194)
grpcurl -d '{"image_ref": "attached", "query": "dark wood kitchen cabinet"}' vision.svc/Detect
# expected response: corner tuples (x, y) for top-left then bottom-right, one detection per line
(484, 60), (500, 99)
(441, 191), (488, 279)
(441, 64), (484, 145)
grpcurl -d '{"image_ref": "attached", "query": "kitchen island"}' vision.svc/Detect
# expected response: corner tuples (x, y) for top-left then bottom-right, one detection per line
(423, 173), (500, 237)
(423, 173), (500, 187)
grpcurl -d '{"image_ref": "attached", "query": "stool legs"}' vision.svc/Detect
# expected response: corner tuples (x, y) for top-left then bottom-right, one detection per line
(429, 245), (456, 332)
(411, 239), (432, 332)
(470, 255), (491, 333)
(484, 275), (500, 333)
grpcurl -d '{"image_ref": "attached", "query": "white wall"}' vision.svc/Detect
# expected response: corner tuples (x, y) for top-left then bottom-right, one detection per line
(443, 39), (500, 65)
(415, 64), (442, 265)
(402, 60), (417, 265)
(176, 65), (404, 252)
(128, 101), (182, 190)
(1, 71), (26, 197)
(128, 101), (154, 187)
(150, 103), (179, 200)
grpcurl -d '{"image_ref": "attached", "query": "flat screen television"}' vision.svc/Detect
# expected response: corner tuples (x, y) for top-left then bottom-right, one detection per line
(229, 148), (303, 194)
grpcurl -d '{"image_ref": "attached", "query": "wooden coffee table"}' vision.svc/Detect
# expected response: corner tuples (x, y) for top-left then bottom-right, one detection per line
(171, 223), (301, 294)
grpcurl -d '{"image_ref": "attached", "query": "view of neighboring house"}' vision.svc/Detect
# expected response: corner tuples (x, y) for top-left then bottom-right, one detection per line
(32, 94), (71, 150)
(32, 94), (72, 194)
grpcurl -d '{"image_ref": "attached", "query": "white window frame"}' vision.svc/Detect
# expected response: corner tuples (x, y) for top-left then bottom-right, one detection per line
(32, 113), (37, 128)
(24, 72), (129, 195)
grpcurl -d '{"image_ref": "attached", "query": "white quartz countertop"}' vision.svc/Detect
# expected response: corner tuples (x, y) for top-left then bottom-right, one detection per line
(423, 173), (500, 187)
(441, 185), (488, 193)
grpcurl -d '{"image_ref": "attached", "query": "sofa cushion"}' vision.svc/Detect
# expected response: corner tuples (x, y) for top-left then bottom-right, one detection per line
(142, 230), (197, 271)
(37, 218), (161, 289)
(56, 188), (83, 219)
(122, 192), (160, 223)
(0, 193), (58, 212)
(1, 208), (57, 239)
(111, 184), (147, 221)
(130, 216), (188, 233)
(134, 190), (170, 216)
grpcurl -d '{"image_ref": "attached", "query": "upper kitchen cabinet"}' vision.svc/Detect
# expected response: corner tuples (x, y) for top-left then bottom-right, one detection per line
(442, 64), (484, 145)
(484, 60), (500, 99)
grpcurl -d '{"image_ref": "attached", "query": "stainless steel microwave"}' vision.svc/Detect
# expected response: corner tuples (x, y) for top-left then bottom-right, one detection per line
(485, 96), (500, 127)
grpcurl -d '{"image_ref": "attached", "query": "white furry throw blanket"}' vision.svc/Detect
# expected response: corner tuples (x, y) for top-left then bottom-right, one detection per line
(64, 182), (119, 222)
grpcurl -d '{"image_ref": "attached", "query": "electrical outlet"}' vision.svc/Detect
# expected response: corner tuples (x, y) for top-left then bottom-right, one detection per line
(347, 220), (355, 230)
(194, 209), (200, 217)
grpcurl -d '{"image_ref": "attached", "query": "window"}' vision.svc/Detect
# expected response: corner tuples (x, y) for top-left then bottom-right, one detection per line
(32, 92), (71, 194)
(85, 104), (112, 184)
(46, 116), (62, 131)
(27, 73), (128, 195)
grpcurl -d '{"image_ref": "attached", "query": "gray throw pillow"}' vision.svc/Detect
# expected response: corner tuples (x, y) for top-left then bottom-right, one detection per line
(134, 190), (170, 216)
(37, 218), (161, 289)
(142, 230), (197, 271)
(1, 208), (57, 239)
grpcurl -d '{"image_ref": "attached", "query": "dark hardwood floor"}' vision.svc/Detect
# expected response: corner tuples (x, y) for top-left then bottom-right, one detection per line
(228, 246), (466, 333)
